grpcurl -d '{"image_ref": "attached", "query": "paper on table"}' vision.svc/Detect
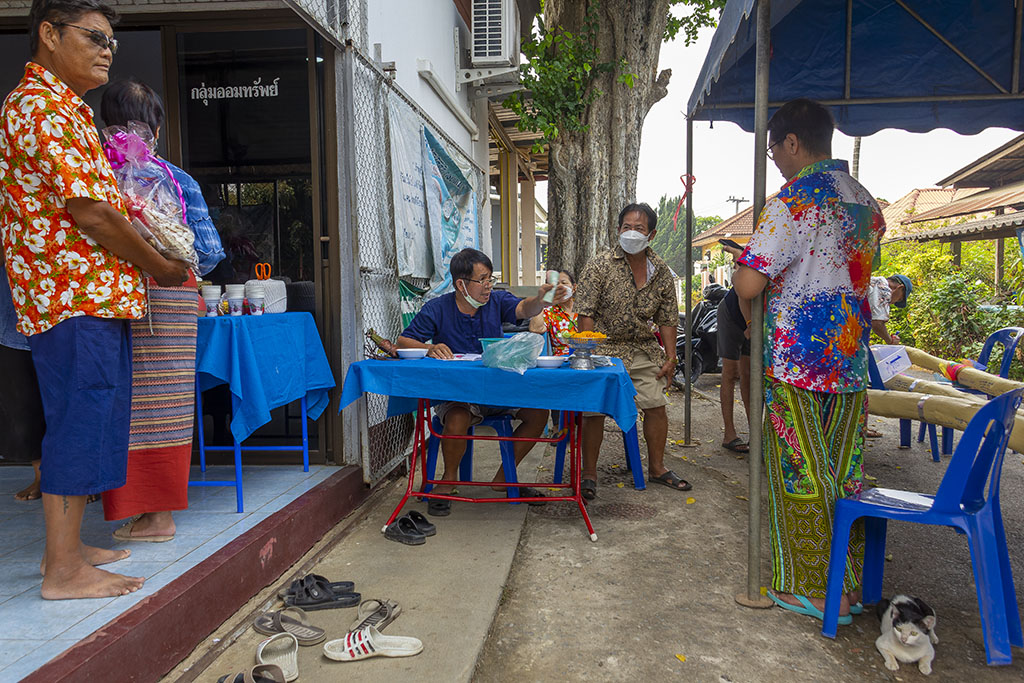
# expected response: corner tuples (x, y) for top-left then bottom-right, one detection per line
(444, 353), (482, 361)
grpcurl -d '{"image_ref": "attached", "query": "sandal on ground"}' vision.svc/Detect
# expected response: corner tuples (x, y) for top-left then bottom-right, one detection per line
(515, 486), (549, 506)
(722, 438), (749, 453)
(849, 601), (864, 615)
(384, 517), (426, 546)
(767, 591), (852, 625)
(277, 574), (355, 600)
(349, 598), (402, 632)
(323, 626), (423, 661)
(650, 470), (692, 491)
(217, 664), (286, 683)
(581, 479), (597, 501)
(112, 518), (175, 543)
(401, 510), (436, 536)
(253, 606), (326, 646)
(256, 633), (299, 682)
(864, 428), (883, 438)
(284, 575), (360, 611)
(427, 499), (451, 517)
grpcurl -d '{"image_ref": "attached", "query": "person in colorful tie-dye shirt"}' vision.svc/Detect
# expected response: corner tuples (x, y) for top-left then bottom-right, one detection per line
(733, 99), (885, 624)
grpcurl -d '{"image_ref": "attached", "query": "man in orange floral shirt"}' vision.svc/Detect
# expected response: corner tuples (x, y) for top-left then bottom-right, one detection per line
(0, 0), (189, 600)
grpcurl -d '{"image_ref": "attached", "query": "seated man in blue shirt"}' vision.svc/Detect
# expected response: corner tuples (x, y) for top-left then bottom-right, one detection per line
(397, 248), (566, 516)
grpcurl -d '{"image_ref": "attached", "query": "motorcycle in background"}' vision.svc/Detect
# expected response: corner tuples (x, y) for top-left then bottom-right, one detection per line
(674, 283), (728, 387)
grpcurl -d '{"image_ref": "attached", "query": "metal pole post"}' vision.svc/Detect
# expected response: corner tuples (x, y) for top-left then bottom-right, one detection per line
(736, 0), (773, 610)
(684, 116), (694, 444)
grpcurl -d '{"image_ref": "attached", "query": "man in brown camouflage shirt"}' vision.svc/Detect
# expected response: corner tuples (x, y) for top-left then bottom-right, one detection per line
(575, 203), (690, 500)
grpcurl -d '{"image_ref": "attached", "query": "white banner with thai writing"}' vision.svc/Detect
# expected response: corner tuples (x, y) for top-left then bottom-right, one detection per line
(387, 94), (431, 279)
(422, 128), (478, 298)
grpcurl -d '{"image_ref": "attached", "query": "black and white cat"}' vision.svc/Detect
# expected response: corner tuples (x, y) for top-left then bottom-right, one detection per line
(876, 595), (939, 676)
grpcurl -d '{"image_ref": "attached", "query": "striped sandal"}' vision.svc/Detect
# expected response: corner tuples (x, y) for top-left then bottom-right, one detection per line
(349, 598), (401, 632)
(323, 626), (423, 662)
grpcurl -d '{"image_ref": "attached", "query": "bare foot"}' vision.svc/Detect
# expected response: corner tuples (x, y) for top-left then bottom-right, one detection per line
(41, 562), (144, 600)
(41, 544), (131, 575)
(14, 481), (41, 501)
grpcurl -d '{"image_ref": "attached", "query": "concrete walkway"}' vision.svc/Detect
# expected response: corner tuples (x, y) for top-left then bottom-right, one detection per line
(174, 377), (1024, 682)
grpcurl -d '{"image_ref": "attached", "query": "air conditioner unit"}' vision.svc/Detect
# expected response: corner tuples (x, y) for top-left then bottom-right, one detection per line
(471, 0), (519, 67)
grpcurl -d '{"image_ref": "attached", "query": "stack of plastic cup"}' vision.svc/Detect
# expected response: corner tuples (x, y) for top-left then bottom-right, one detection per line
(245, 281), (265, 316)
(201, 285), (221, 317)
(225, 284), (245, 317)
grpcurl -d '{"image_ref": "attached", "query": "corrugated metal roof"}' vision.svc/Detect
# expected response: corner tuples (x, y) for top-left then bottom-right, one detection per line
(879, 187), (980, 239)
(890, 211), (1024, 243)
(936, 134), (1024, 189)
(904, 179), (1024, 224)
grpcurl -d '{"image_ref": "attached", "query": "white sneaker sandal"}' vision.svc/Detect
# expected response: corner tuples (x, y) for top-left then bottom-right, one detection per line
(323, 626), (423, 661)
(255, 632), (299, 681)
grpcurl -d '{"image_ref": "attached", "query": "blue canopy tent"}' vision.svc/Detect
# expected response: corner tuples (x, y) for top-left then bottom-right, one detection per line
(683, 0), (1024, 609)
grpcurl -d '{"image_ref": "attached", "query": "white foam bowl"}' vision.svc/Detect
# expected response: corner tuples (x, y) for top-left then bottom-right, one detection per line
(535, 355), (566, 368)
(397, 348), (428, 359)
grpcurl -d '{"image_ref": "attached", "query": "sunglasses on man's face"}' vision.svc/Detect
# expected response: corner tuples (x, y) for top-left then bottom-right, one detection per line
(51, 22), (119, 54)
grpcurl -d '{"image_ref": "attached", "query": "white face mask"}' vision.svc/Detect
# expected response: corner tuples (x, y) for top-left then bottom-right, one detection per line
(459, 281), (486, 309)
(619, 230), (648, 255)
(561, 285), (574, 300)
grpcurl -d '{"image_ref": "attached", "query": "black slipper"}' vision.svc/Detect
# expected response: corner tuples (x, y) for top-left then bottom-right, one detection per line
(402, 510), (436, 536)
(384, 516), (426, 545)
(427, 499), (451, 517)
(516, 486), (549, 506)
(278, 574), (354, 600)
(650, 469), (692, 491)
(581, 479), (597, 501)
(722, 438), (749, 453)
(284, 575), (361, 610)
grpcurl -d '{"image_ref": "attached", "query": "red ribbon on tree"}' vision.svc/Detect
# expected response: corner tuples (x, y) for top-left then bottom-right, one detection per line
(672, 174), (696, 232)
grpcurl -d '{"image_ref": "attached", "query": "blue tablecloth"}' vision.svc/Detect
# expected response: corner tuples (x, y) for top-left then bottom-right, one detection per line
(197, 312), (336, 442)
(339, 358), (638, 431)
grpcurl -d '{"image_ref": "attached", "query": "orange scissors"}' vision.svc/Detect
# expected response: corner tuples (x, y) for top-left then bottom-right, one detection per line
(255, 263), (271, 280)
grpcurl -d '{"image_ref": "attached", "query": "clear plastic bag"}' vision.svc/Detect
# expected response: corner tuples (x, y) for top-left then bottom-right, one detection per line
(482, 332), (545, 375)
(103, 122), (199, 275)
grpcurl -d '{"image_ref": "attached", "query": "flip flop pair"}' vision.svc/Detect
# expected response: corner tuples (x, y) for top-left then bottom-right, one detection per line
(283, 574), (360, 611)
(323, 626), (423, 662)
(217, 664), (285, 683)
(350, 598), (402, 632)
(384, 510), (436, 545)
(256, 633), (298, 682)
(253, 606), (326, 646)
(767, 591), (852, 625)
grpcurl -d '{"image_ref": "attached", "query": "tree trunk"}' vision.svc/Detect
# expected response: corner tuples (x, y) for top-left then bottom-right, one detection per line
(545, 0), (672, 277)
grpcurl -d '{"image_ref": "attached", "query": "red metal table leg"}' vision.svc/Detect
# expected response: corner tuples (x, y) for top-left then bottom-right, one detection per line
(381, 398), (428, 532)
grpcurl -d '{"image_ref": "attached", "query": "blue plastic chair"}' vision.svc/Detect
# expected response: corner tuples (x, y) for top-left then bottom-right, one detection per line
(902, 327), (1024, 459)
(822, 388), (1024, 665)
(423, 414), (522, 500)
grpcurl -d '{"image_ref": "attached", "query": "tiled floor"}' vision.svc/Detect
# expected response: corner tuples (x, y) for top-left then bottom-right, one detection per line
(0, 464), (336, 682)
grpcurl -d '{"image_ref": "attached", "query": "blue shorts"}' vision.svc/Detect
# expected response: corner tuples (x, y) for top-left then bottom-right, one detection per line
(29, 316), (133, 496)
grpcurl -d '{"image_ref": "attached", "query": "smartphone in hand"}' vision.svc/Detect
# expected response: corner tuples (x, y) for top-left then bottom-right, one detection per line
(718, 238), (742, 250)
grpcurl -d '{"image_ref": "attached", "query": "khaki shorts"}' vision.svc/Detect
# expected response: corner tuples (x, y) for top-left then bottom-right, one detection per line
(629, 350), (669, 410)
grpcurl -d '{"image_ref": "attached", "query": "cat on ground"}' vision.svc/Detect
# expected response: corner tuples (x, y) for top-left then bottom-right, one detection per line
(876, 594), (939, 675)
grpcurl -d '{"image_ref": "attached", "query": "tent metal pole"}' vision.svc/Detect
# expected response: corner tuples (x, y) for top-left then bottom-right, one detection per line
(844, 0), (852, 99)
(894, 0), (1007, 93)
(736, 0), (772, 610)
(684, 116), (694, 444)
(1013, 0), (1023, 93)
